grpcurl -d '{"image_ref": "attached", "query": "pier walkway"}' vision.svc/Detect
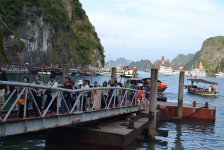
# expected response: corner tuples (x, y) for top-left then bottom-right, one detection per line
(0, 81), (140, 137)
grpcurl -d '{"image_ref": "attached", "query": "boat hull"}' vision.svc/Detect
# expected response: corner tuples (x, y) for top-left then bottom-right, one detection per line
(187, 86), (216, 96)
(157, 83), (168, 93)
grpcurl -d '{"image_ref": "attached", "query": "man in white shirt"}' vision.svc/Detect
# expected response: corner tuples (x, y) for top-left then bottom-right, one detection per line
(44, 73), (58, 113)
(80, 80), (89, 111)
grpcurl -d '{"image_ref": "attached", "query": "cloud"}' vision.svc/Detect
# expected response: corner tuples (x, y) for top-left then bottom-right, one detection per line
(80, 0), (224, 61)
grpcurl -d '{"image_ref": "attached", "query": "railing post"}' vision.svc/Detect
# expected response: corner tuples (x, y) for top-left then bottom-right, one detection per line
(177, 71), (185, 118)
(57, 91), (60, 115)
(23, 88), (28, 118)
(62, 63), (69, 82)
(111, 67), (116, 81)
(148, 68), (158, 140)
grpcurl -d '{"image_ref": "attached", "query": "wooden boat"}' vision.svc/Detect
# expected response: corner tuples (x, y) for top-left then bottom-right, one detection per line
(142, 78), (168, 94)
(125, 77), (168, 94)
(186, 79), (218, 96)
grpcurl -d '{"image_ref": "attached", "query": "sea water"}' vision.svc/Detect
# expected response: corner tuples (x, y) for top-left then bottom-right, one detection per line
(1, 72), (224, 150)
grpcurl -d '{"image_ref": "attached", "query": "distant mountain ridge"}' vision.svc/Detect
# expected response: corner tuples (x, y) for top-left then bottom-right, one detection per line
(171, 53), (194, 69)
(105, 57), (152, 71)
(105, 57), (130, 67)
(129, 60), (152, 71)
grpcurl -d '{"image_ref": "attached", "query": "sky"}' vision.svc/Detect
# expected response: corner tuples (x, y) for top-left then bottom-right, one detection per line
(79, 0), (224, 62)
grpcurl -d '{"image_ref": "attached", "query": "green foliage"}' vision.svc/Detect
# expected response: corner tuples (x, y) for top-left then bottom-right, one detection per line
(71, 0), (85, 20)
(0, 29), (9, 63)
(40, 0), (69, 29)
(77, 34), (94, 50)
(77, 23), (92, 32)
(184, 51), (200, 70)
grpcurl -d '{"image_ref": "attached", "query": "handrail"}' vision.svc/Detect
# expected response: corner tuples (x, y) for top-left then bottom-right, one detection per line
(0, 81), (148, 122)
(0, 81), (139, 93)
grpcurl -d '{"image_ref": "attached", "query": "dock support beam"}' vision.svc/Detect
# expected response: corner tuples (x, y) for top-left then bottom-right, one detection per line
(177, 71), (185, 118)
(148, 68), (158, 140)
(62, 63), (69, 81)
(111, 67), (117, 81)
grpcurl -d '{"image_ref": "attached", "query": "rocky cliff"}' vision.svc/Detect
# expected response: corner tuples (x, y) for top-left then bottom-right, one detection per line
(185, 36), (224, 74)
(0, 0), (104, 67)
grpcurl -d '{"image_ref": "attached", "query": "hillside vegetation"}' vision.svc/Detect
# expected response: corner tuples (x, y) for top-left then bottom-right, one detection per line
(0, 0), (104, 67)
(185, 36), (224, 74)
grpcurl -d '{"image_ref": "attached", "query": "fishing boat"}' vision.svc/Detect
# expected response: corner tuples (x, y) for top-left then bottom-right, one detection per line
(186, 79), (218, 96)
(142, 78), (168, 93)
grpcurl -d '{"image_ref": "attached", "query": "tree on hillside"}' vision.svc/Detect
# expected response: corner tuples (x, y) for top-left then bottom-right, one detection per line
(0, 7), (24, 64)
(0, 7), (9, 63)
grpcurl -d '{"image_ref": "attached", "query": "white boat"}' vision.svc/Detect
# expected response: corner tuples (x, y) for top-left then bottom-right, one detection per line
(190, 62), (206, 77)
(96, 68), (126, 76)
(159, 65), (178, 76)
(120, 67), (138, 78)
(215, 72), (224, 78)
(191, 68), (206, 77)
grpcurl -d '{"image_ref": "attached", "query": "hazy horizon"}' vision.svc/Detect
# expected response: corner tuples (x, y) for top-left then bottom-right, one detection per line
(80, 0), (224, 62)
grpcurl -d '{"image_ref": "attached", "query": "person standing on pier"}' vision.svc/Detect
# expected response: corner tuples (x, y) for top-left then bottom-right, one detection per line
(17, 77), (29, 118)
(124, 80), (133, 103)
(44, 73), (58, 113)
(0, 70), (7, 117)
(91, 81), (100, 110)
(0, 70), (10, 105)
(101, 81), (108, 108)
(61, 77), (73, 113)
(113, 81), (120, 107)
(80, 80), (89, 111)
(32, 74), (43, 115)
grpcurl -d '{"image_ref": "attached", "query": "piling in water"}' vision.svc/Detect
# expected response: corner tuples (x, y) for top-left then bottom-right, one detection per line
(148, 68), (158, 140)
(111, 67), (117, 81)
(177, 71), (185, 118)
(62, 63), (69, 81)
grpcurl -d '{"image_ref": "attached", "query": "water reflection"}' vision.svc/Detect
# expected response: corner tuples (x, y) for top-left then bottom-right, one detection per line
(0, 133), (45, 150)
(174, 121), (183, 150)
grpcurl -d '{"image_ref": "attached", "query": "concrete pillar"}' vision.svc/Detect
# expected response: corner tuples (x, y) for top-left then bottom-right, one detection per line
(62, 63), (69, 82)
(177, 71), (185, 118)
(111, 67), (116, 81)
(148, 68), (158, 140)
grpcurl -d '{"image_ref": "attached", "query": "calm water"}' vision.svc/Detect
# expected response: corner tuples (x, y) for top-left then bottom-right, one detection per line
(1, 72), (224, 150)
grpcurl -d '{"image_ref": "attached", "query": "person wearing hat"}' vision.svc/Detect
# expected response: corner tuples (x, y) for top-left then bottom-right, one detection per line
(44, 72), (58, 113)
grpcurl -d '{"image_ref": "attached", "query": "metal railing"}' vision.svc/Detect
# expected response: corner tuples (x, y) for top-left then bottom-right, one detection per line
(0, 81), (142, 122)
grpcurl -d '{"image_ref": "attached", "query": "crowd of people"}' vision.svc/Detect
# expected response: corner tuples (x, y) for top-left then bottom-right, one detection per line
(0, 71), (151, 118)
